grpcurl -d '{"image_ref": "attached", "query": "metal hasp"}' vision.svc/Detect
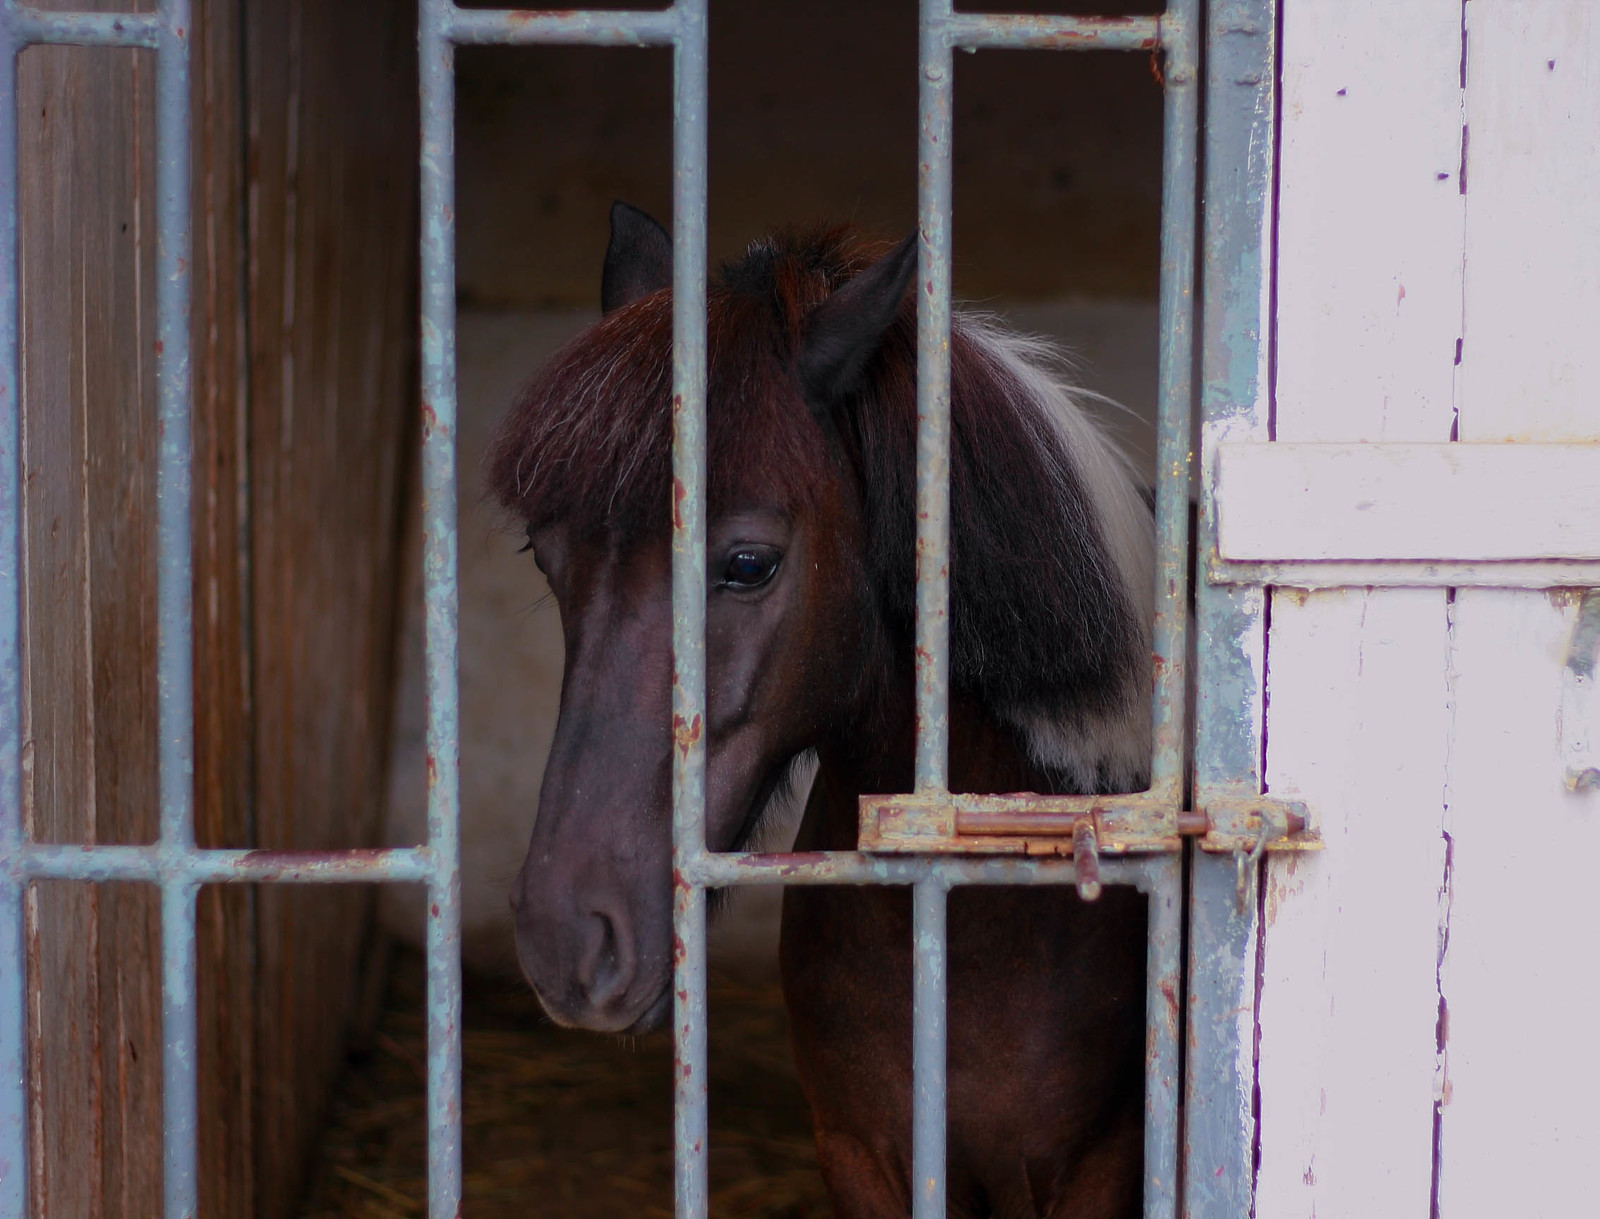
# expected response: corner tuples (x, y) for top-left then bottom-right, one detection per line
(859, 792), (1316, 856)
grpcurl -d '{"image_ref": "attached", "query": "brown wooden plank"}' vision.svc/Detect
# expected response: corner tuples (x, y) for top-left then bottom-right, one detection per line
(187, 0), (258, 1213)
(242, 0), (416, 1212)
(19, 13), (164, 1214)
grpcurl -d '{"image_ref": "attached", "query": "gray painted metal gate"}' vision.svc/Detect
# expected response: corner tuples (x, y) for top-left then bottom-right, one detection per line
(0, 1), (1283, 1216)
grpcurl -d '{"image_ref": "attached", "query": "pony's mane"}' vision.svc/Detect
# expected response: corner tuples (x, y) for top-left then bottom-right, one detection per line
(488, 226), (1153, 793)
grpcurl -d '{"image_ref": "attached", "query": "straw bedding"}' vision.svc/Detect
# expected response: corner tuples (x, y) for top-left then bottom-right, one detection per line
(301, 946), (829, 1218)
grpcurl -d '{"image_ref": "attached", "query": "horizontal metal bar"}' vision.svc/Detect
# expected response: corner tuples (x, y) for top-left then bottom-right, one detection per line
(1209, 557), (1600, 589)
(939, 12), (1163, 52)
(3, 6), (161, 47)
(688, 849), (1164, 891)
(8, 844), (437, 884)
(446, 6), (680, 46)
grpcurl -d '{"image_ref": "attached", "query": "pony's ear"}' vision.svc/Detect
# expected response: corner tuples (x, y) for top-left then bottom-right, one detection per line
(601, 201), (672, 314)
(797, 232), (918, 413)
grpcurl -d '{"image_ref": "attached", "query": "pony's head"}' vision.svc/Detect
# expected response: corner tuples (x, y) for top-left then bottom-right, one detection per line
(488, 203), (1153, 1032)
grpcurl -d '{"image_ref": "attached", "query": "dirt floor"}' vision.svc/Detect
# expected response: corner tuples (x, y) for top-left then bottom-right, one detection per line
(300, 946), (830, 1218)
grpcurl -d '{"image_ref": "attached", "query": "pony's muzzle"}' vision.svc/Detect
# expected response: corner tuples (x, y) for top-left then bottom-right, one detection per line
(511, 870), (665, 1033)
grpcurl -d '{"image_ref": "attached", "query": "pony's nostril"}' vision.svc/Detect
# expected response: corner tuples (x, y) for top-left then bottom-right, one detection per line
(576, 909), (631, 1009)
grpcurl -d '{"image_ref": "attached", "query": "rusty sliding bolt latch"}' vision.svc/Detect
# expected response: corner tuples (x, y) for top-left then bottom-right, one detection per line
(857, 792), (1316, 855)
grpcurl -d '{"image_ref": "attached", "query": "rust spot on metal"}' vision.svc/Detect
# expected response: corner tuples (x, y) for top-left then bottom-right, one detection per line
(673, 476), (687, 530)
(673, 712), (702, 758)
(154, 340), (164, 354)
(430, 903), (440, 918)
(1159, 978), (1179, 1022)
(426, 753), (438, 787)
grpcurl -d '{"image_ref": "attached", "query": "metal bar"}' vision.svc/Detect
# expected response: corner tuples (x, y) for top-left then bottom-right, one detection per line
(161, 881), (199, 1218)
(447, 6), (678, 47)
(696, 851), (1160, 890)
(9, 845), (436, 885)
(1187, 1), (1277, 1215)
(418, 2), (464, 1215)
(1144, 856), (1183, 1219)
(152, 2), (198, 1214)
(155, 0), (195, 856)
(914, 0), (953, 795)
(3, 6), (160, 48)
(0, 15), (24, 1215)
(911, 879), (948, 1219)
(1149, 0), (1199, 807)
(940, 12), (1162, 52)
(668, 3), (710, 1214)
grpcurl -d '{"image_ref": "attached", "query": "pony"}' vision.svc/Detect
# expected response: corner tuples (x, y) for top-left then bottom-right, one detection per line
(489, 202), (1155, 1218)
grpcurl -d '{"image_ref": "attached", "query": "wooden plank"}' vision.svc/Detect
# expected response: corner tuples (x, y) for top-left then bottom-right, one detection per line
(187, 1), (258, 1213)
(1215, 443), (1600, 563)
(18, 20), (165, 1216)
(1254, 2), (1462, 1214)
(242, 0), (417, 1211)
(1437, 4), (1600, 1213)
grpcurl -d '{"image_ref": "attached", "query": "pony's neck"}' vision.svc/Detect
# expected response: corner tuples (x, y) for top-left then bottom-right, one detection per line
(799, 690), (1055, 852)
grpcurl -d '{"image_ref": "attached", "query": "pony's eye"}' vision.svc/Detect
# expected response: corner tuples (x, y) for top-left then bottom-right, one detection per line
(721, 547), (781, 590)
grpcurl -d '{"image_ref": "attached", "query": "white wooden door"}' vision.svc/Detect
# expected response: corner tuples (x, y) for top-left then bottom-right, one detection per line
(1229, 3), (1600, 1215)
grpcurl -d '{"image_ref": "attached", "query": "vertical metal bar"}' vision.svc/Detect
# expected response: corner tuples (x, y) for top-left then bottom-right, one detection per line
(914, 0), (953, 796)
(1144, 857), (1183, 1219)
(911, 878), (948, 1219)
(0, 18), (27, 1218)
(160, 882), (199, 1217)
(669, 0), (710, 1214)
(418, 3), (463, 1216)
(153, 2), (199, 1214)
(1147, 6), (1201, 1212)
(913, 6), (953, 1213)
(1149, 0), (1200, 805)
(1187, 1), (1277, 1215)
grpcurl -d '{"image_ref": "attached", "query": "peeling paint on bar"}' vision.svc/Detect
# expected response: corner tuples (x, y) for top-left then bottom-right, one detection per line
(915, 0), (954, 800)
(7, 845), (438, 885)
(667, 4), (711, 1214)
(3, 6), (161, 48)
(912, 879), (949, 1217)
(418, 2), (466, 1215)
(448, 7), (679, 47)
(942, 12), (1162, 52)
(1187, 2), (1276, 1216)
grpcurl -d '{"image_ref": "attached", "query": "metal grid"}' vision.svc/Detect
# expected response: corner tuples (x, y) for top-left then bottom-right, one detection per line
(0, 1), (1280, 1217)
